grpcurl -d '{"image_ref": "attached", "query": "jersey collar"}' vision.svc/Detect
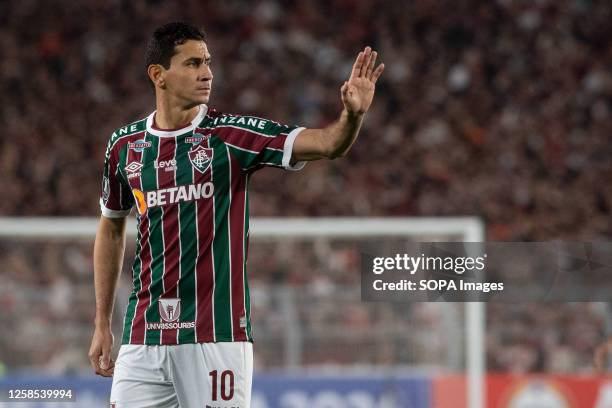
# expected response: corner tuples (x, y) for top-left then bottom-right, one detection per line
(146, 104), (208, 138)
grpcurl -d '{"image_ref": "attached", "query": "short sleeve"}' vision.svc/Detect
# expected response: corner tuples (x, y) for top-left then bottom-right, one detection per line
(213, 115), (306, 172)
(99, 137), (134, 218)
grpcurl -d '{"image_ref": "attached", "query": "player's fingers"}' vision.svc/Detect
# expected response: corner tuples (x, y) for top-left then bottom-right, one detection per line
(96, 368), (113, 377)
(100, 350), (111, 370)
(366, 51), (377, 79)
(88, 347), (101, 372)
(359, 47), (372, 77)
(371, 63), (385, 84)
(350, 51), (365, 80)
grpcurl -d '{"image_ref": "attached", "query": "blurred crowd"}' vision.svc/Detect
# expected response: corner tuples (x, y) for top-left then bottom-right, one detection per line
(0, 0), (611, 374)
(1, 0), (612, 240)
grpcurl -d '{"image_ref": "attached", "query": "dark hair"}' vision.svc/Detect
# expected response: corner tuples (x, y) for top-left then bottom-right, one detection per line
(145, 22), (206, 70)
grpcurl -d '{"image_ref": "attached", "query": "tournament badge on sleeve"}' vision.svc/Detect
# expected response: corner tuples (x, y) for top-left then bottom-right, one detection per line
(188, 145), (214, 173)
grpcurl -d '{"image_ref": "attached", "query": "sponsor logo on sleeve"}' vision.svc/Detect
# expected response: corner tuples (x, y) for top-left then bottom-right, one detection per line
(128, 139), (152, 152)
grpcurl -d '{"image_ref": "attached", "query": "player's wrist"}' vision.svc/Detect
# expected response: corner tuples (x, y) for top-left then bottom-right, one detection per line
(342, 107), (364, 122)
(94, 316), (112, 329)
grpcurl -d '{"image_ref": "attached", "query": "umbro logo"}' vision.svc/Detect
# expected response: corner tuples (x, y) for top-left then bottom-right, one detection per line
(125, 161), (143, 173)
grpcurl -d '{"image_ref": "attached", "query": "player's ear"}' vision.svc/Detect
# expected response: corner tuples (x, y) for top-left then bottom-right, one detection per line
(147, 64), (166, 89)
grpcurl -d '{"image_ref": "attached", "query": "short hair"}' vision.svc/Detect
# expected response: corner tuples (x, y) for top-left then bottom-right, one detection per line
(145, 22), (206, 70)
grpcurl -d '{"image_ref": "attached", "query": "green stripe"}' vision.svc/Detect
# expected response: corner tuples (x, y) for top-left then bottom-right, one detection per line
(110, 119), (147, 145)
(177, 139), (197, 343)
(122, 230), (142, 344)
(211, 137), (232, 340)
(226, 146), (284, 169)
(259, 149), (283, 166)
(117, 144), (140, 344)
(226, 146), (257, 169)
(141, 134), (163, 345)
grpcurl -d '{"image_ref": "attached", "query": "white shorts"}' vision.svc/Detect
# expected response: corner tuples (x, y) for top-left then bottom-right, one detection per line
(110, 342), (253, 408)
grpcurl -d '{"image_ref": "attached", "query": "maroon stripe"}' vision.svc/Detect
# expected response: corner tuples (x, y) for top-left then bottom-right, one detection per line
(195, 161), (215, 342)
(215, 128), (287, 152)
(158, 138), (180, 344)
(125, 133), (150, 344)
(228, 153), (247, 340)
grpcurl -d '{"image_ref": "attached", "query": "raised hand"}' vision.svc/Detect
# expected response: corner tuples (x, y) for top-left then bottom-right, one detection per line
(341, 46), (385, 115)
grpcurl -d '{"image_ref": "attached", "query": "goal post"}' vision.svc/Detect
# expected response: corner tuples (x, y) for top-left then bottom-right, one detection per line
(0, 216), (485, 408)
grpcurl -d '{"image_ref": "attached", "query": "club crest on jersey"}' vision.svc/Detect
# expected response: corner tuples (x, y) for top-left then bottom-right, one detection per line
(159, 298), (181, 322)
(188, 145), (214, 173)
(128, 139), (152, 152)
(185, 132), (209, 145)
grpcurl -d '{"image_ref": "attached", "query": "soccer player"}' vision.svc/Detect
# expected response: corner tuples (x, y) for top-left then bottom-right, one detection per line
(88, 22), (384, 407)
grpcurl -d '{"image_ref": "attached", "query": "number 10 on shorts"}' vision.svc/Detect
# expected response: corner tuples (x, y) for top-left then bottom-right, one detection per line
(209, 370), (234, 402)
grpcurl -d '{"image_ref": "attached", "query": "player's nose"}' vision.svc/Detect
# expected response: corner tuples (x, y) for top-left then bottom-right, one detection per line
(199, 64), (213, 81)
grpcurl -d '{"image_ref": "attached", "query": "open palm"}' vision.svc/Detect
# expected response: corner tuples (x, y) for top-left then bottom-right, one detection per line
(341, 46), (385, 115)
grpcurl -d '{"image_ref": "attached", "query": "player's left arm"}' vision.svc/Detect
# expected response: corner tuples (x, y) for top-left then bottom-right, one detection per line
(292, 46), (384, 161)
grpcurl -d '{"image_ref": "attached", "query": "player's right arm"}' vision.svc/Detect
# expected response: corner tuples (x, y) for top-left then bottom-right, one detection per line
(89, 134), (134, 377)
(89, 215), (127, 377)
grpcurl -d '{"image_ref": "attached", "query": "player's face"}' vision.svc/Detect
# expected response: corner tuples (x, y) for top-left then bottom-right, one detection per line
(165, 40), (213, 106)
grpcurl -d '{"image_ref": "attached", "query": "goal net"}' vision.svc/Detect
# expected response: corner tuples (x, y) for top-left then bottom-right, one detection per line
(0, 216), (485, 408)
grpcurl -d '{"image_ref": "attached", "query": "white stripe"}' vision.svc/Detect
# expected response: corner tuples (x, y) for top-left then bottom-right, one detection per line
(100, 200), (131, 218)
(158, 139), (166, 346)
(259, 162), (284, 168)
(211, 147), (217, 342)
(282, 127), (307, 171)
(242, 173), (248, 338)
(174, 137), (181, 344)
(193, 157), (200, 343)
(144, 134), (153, 345)
(265, 146), (284, 152)
(227, 145), (234, 341)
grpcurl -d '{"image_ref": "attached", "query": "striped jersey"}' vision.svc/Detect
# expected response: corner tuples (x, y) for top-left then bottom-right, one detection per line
(99, 104), (305, 345)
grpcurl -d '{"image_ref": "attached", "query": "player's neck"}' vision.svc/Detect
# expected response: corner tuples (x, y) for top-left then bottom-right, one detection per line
(154, 99), (200, 130)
